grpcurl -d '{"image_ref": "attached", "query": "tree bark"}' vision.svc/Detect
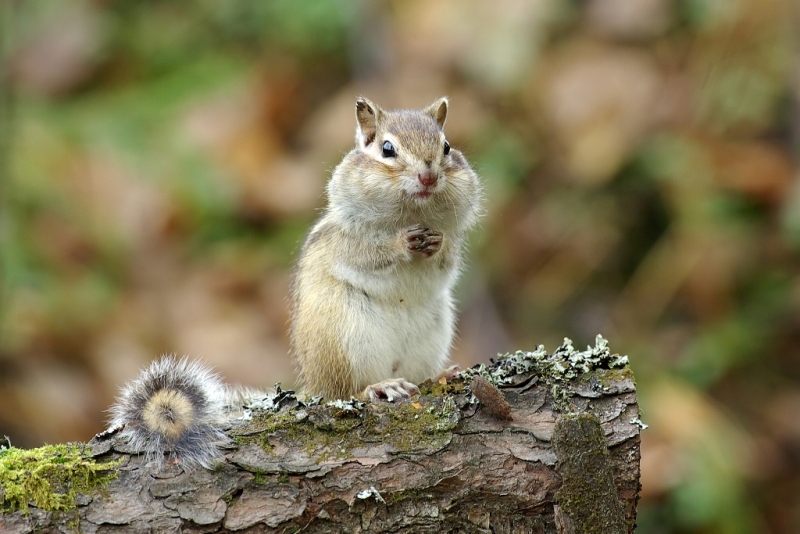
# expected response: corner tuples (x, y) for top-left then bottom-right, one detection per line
(1, 366), (641, 533)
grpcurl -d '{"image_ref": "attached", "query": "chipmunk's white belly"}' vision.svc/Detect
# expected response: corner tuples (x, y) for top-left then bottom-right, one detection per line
(332, 256), (459, 388)
(345, 287), (455, 389)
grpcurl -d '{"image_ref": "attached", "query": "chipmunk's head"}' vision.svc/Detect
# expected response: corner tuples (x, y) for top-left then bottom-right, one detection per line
(327, 96), (481, 230)
(353, 96), (451, 205)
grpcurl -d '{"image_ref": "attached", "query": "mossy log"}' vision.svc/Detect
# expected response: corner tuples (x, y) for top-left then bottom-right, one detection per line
(1, 348), (642, 533)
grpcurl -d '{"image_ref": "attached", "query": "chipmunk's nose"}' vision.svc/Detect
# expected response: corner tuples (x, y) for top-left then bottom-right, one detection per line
(417, 170), (438, 187)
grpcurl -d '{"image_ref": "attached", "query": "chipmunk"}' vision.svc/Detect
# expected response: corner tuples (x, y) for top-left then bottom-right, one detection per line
(291, 96), (483, 401)
(101, 97), (482, 468)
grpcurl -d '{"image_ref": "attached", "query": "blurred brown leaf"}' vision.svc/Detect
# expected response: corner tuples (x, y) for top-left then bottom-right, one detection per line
(584, 0), (672, 40)
(709, 139), (795, 205)
(10, 4), (107, 97)
(537, 42), (662, 184)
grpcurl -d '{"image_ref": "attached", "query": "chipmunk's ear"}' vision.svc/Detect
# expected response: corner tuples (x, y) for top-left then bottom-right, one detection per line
(355, 96), (382, 148)
(424, 97), (448, 129)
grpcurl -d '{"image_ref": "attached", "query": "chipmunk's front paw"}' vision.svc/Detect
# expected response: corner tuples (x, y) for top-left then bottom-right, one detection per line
(404, 225), (442, 257)
(363, 378), (419, 402)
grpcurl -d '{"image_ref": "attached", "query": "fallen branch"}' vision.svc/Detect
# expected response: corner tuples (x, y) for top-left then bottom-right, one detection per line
(1, 338), (642, 533)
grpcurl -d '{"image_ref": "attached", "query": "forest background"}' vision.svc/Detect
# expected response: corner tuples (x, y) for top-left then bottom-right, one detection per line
(1, 1), (798, 532)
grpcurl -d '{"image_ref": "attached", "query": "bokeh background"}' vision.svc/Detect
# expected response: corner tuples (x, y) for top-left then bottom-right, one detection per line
(1, 0), (798, 531)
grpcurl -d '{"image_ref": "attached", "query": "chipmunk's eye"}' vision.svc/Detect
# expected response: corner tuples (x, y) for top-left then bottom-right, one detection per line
(381, 141), (397, 158)
(443, 140), (451, 156)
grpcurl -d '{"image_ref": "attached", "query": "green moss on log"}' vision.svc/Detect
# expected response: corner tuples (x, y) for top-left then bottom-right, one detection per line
(553, 414), (628, 534)
(0, 444), (120, 514)
(232, 394), (460, 462)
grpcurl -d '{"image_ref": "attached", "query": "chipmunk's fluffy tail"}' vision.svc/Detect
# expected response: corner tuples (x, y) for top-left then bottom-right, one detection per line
(108, 356), (261, 469)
